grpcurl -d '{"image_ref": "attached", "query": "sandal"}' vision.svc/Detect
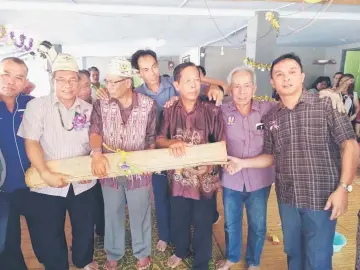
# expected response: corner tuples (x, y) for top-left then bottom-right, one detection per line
(216, 260), (234, 270)
(136, 256), (152, 270)
(103, 260), (118, 270)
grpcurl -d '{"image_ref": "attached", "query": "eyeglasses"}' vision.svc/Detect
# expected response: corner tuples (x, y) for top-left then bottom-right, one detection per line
(55, 78), (79, 86)
(104, 78), (129, 86)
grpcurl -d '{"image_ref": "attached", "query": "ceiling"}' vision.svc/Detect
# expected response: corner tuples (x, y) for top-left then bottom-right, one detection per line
(0, 0), (360, 57)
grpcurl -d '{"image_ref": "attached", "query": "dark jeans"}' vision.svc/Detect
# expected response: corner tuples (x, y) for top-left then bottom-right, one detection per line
(0, 191), (8, 255)
(26, 185), (96, 270)
(279, 203), (336, 270)
(223, 186), (271, 266)
(171, 196), (214, 270)
(94, 180), (105, 236)
(152, 172), (171, 243)
(0, 188), (31, 270)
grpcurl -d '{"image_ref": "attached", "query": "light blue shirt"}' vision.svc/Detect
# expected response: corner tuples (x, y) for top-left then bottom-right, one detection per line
(134, 76), (178, 119)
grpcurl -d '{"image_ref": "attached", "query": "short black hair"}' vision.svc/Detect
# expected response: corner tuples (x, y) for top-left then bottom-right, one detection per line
(334, 71), (343, 78)
(1, 57), (29, 75)
(79, 69), (90, 78)
(311, 76), (331, 90)
(162, 74), (170, 78)
(131, 49), (158, 70)
(173, 62), (199, 82)
(197, 65), (206, 76)
(88, 66), (99, 73)
(270, 53), (303, 78)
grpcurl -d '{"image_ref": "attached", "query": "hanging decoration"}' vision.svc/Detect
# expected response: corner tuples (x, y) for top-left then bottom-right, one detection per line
(9, 31), (34, 51)
(265, 12), (280, 35)
(243, 57), (271, 72)
(0, 25), (6, 39)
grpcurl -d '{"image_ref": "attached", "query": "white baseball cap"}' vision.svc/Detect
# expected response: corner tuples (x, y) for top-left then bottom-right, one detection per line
(106, 57), (138, 78)
(52, 53), (79, 73)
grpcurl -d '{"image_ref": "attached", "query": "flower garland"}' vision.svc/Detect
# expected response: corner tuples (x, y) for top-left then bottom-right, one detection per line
(265, 12), (280, 34)
(244, 57), (271, 72)
(9, 32), (34, 51)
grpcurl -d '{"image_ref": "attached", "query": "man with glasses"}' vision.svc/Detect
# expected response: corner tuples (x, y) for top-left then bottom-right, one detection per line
(18, 54), (98, 270)
(89, 57), (155, 270)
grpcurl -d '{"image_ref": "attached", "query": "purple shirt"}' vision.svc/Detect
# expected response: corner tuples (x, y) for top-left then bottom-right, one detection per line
(221, 100), (276, 192)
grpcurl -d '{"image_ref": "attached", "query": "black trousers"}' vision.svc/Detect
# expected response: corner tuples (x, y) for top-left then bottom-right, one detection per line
(171, 196), (215, 270)
(26, 185), (95, 270)
(94, 180), (105, 236)
(0, 188), (30, 270)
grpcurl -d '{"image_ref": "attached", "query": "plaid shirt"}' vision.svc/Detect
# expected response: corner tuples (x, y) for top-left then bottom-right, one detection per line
(262, 90), (355, 210)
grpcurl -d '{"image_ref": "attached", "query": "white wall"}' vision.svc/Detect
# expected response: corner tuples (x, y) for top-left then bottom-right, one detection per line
(83, 56), (179, 80)
(325, 42), (360, 77)
(204, 46), (327, 89)
(179, 47), (200, 65)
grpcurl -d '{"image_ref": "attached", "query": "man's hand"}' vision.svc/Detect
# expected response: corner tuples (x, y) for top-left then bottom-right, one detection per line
(164, 96), (179, 108)
(319, 90), (346, 114)
(91, 152), (110, 178)
(207, 85), (224, 106)
(40, 170), (69, 188)
(324, 186), (349, 220)
(224, 156), (244, 175)
(78, 180), (93, 184)
(96, 87), (109, 100)
(169, 140), (187, 158)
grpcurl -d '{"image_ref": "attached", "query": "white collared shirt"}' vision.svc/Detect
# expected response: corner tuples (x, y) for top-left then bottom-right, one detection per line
(18, 94), (96, 197)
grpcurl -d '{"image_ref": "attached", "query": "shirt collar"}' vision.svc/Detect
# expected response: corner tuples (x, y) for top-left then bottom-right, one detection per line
(277, 89), (314, 111)
(228, 99), (261, 112)
(109, 92), (139, 108)
(176, 97), (201, 113)
(51, 93), (81, 109)
(143, 76), (173, 94)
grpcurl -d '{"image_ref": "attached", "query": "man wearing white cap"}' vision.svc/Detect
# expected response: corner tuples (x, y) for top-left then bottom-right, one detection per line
(89, 57), (155, 270)
(18, 53), (98, 270)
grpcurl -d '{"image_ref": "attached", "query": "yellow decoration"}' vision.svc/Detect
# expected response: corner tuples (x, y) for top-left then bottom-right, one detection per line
(102, 143), (142, 176)
(0, 25), (6, 39)
(253, 95), (276, 102)
(243, 57), (271, 72)
(265, 12), (280, 34)
(304, 0), (322, 3)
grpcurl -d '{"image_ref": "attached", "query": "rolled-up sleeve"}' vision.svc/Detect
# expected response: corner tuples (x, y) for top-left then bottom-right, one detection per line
(89, 100), (103, 137)
(325, 98), (356, 146)
(263, 118), (273, 155)
(17, 98), (44, 141)
(145, 101), (157, 147)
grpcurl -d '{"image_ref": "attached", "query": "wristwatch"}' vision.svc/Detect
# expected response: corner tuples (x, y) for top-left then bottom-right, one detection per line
(340, 183), (353, 193)
(90, 148), (102, 157)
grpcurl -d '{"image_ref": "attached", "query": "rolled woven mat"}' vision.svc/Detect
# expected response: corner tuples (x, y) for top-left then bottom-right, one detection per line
(25, 141), (228, 188)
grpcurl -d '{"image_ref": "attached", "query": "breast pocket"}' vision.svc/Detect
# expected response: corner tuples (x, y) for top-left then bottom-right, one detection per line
(251, 129), (264, 153)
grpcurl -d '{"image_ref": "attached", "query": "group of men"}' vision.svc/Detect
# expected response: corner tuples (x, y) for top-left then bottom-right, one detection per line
(0, 48), (358, 270)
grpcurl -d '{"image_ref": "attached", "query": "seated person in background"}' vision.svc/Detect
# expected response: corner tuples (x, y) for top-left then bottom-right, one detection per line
(308, 76), (331, 94)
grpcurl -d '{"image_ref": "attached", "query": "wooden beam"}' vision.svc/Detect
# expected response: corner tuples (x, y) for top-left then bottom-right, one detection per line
(225, 0), (360, 5)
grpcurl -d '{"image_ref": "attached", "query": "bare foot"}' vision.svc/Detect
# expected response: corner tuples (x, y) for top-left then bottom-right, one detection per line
(216, 260), (234, 270)
(167, 254), (182, 269)
(103, 260), (118, 270)
(83, 261), (99, 270)
(136, 256), (152, 270)
(156, 240), (167, 252)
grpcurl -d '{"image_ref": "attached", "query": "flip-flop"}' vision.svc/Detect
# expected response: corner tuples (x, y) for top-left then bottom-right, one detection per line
(136, 256), (152, 270)
(103, 260), (118, 270)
